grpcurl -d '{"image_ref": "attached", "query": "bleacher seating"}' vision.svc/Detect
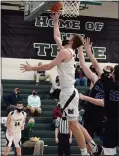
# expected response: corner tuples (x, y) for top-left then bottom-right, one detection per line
(1, 79), (101, 156)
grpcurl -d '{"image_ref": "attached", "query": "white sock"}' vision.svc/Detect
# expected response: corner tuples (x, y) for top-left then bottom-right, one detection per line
(80, 148), (88, 155)
(90, 140), (97, 153)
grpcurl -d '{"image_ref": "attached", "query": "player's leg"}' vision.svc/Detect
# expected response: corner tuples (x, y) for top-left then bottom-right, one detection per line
(83, 116), (95, 153)
(79, 124), (99, 154)
(14, 133), (22, 156)
(61, 90), (88, 155)
(64, 90), (97, 155)
(3, 133), (13, 156)
(103, 120), (117, 155)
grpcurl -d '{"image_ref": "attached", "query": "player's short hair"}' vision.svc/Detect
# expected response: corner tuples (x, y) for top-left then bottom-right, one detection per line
(105, 65), (114, 73)
(72, 34), (83, 50)
(89, 65), (98, 75)
(17, 101), (24, 106)
(113, 64), (119, 82)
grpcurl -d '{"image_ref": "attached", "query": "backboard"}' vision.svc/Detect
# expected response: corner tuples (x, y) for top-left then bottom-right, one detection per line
(24, 1), (102, 21)
(24, 1), (58, 21)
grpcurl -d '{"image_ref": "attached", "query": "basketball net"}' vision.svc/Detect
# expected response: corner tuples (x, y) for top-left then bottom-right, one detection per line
(61, 0), (80, 17)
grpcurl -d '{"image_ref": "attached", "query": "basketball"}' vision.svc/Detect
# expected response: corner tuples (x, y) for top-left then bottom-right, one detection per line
(50, 2), (63, 12)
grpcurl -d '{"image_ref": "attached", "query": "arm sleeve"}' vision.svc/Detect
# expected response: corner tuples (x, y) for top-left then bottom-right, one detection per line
(27, 96), (31, 106)
(37, 97), (41, 107)
(55, 118), (60, 128)
(52, 108), (57, 119)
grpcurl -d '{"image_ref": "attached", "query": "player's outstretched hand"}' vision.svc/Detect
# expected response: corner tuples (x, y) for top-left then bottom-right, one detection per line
(50, 12), (60, 23)
(83, 37), (93, 52)
(20, 62), (33, 73)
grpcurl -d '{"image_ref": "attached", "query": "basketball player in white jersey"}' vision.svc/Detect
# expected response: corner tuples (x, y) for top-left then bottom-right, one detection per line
(3, 101), (26, 156)
(20, 13), (99, 155)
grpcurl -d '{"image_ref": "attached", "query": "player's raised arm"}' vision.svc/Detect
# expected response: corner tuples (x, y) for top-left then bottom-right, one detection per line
(84, 37), (103, 77)
(51, 13), (63, 50)
(78, 46), (98, 84)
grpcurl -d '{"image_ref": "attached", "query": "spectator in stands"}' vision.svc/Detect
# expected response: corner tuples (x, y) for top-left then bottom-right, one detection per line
(50, 76), (61, 100)
(75, 68), (88, 86)
(27, 90), (41, 116)
(3, 88), (22, 113)
(52, 102), (62, 127)
(34, 62), (52, 85)
(75, 63), (80, 79)
(55, 117), (72, 156)
(22, 117), (44, 155)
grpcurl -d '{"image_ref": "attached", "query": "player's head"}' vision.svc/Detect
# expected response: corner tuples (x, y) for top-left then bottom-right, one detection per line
(16, 101), (23, 113)
(28, 117), (35, 128)
(103, 65), (114, 73)
(103, 65), (114, 80)
(62, 34), (83, 49)
(112, 64), (119, 82)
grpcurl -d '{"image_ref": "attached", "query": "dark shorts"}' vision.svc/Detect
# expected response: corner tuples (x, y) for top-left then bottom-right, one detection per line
(84, 114), (104, 139)
(103, 120), (119, 148)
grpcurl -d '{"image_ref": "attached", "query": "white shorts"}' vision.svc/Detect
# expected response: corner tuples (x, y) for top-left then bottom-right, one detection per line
(6, 132), (21, 147)
(59, 89), (79, 121)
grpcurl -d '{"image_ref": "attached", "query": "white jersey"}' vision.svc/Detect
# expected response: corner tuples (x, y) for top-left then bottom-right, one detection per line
(7, 110), (26, 134)
(57, 48), (75, 93)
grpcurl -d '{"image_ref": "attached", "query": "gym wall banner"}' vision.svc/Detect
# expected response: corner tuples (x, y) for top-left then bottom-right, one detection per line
(1, 10), (119, 63)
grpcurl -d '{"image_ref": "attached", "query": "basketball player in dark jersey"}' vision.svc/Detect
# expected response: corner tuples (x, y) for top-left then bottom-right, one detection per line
(85, 37), (119, 155)
(78, 41), (104, 144)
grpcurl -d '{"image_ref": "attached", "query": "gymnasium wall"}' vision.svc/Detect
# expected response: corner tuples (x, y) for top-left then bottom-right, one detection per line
(80, 2), (119, 19)
(1, 58), (117, 80)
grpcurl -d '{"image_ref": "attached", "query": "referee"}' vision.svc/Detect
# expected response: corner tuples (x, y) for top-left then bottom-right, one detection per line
(55, 117), (72, 156)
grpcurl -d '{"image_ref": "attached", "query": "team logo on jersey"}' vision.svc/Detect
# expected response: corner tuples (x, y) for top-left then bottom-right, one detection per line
(68, 109), (74, 114)
(13, 119), (22, 121)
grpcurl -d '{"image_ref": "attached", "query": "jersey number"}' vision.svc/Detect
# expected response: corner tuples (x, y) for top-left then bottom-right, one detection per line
(14, 121), (20, 126)
(95, 93), (103, 99)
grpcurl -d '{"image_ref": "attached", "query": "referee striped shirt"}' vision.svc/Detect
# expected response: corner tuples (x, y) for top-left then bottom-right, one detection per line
(57, 117), (69, 134)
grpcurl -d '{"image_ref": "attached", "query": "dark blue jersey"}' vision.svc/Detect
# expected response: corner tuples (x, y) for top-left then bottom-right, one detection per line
(101, 73), (119, 120)
(85, 79), (104, 121)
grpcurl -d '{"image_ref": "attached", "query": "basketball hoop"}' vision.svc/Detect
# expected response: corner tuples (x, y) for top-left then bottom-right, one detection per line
(61, 0), (80, 17)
